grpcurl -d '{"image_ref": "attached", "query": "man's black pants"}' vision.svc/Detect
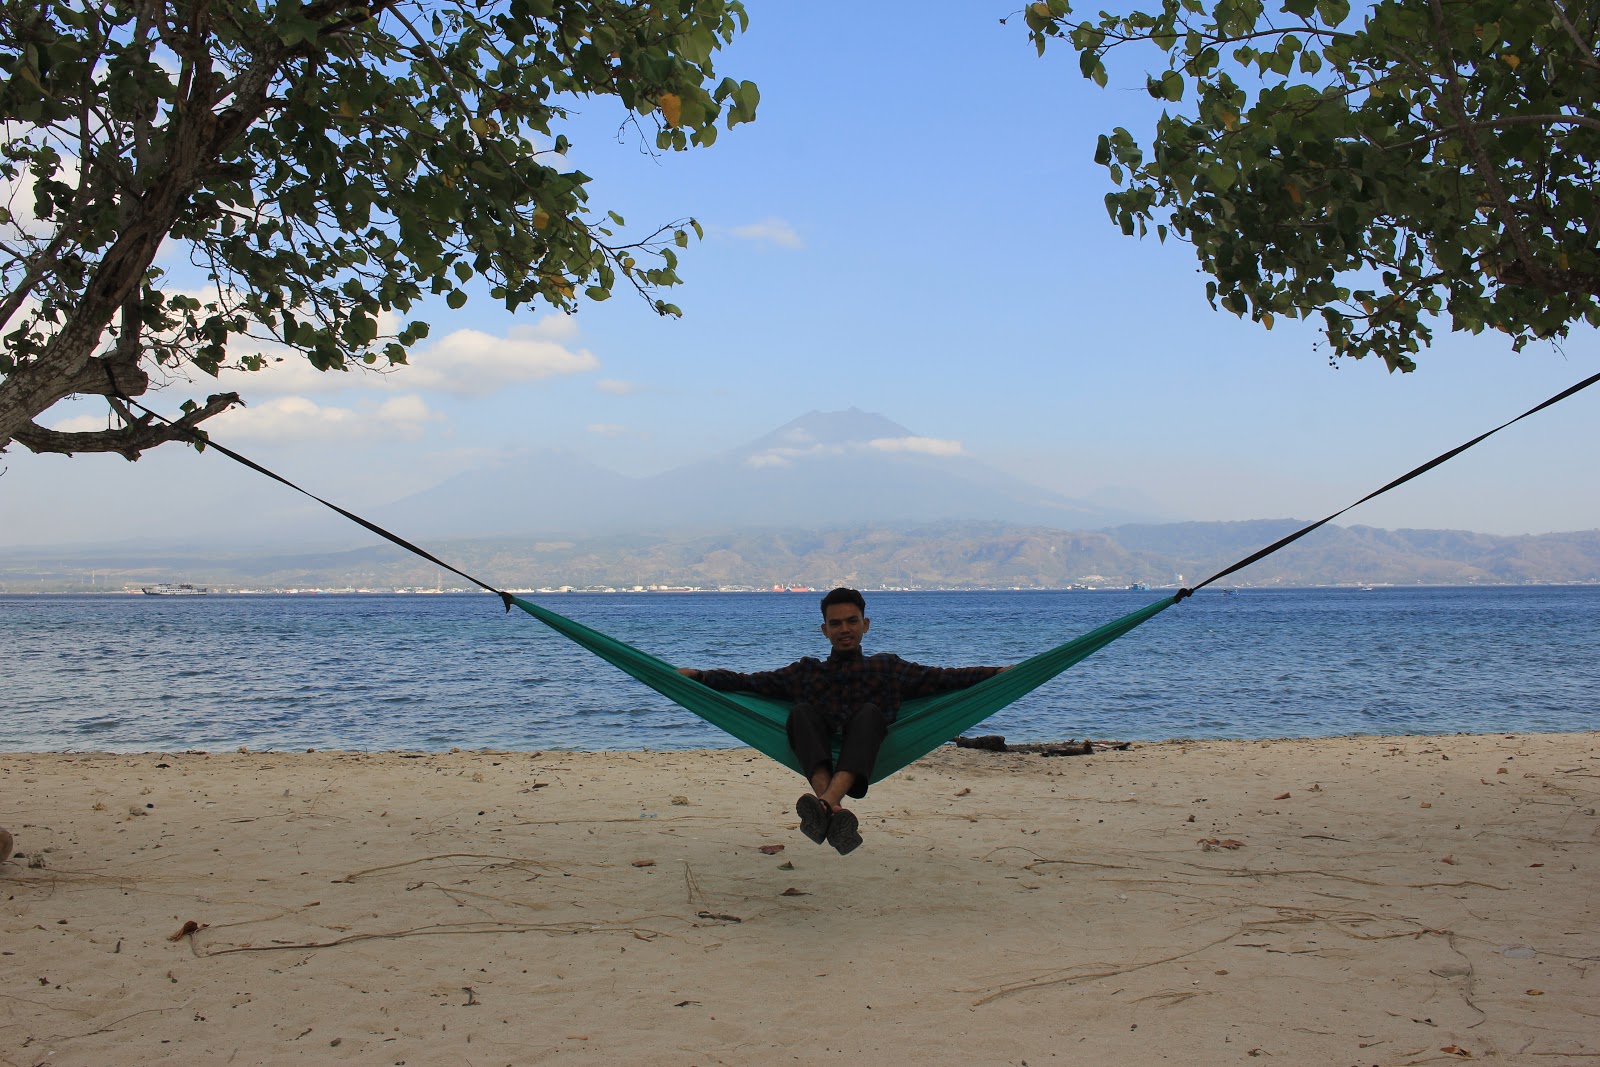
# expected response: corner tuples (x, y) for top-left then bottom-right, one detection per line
(786, 702), (888, 799)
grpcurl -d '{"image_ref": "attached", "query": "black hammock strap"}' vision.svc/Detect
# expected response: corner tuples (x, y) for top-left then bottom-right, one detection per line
(1176, 370), (1600, 599)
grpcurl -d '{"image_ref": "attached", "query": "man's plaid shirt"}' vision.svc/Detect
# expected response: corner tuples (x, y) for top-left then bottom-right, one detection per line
(698, 647), (1002, 727)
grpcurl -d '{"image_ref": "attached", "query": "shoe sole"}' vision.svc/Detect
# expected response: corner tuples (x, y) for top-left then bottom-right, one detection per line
(795, 794), (830, 844)
(826, 808), (862, 855)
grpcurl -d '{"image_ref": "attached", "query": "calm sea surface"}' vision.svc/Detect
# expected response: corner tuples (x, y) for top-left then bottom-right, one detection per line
(2, 587), (1596, 752)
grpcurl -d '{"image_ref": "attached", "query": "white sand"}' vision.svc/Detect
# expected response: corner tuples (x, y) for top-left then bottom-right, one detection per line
(2, 733), (1596, 1066)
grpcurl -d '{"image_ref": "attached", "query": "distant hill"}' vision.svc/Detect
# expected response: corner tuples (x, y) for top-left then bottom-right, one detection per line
(6, 407), (1597, 592)
(7, 519), (1598, 592)
(370, 408), (1167, 538)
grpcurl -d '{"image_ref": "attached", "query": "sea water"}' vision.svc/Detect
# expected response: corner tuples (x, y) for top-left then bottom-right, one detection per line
(1, 587), (1596, 752)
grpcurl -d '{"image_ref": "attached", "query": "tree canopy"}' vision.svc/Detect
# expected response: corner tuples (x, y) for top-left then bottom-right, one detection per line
(1021, 0), (1599, 371)
(0, 0), (756, 458)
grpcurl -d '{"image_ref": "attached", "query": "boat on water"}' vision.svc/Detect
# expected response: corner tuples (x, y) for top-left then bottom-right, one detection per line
(141, 583), (209, 596)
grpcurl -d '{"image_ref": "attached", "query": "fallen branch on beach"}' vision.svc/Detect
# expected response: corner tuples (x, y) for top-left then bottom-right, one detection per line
(199, 918), (680, 956)
(954, 735), (1131, 756)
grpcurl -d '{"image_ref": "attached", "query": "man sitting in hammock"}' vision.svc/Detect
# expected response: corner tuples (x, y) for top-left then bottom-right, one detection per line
(676, 587), (1007, 855)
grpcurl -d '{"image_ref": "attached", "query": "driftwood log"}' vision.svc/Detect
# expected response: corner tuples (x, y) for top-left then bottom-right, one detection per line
(954, 735), (1131, 756)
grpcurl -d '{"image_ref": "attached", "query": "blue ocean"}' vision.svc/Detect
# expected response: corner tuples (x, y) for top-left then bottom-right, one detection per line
(2, 586), (1596, 752)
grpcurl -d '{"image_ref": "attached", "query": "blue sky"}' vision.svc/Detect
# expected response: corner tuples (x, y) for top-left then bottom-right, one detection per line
(3, 1), (1597, 548)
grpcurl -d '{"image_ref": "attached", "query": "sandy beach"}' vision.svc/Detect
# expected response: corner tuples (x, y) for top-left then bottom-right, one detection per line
(2, 733), (1596, 1066)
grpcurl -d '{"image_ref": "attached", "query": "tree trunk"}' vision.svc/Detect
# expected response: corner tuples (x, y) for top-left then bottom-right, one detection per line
(0, 37), (285, 454)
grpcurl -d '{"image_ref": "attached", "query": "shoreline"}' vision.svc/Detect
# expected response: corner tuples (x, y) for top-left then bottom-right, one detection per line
(0, 724), (1592, 757)
(3, 732), (1596, 1065)
(9, 581), (1600, 594)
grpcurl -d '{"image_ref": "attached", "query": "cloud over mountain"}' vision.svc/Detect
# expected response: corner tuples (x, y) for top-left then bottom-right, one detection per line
(375, 408), (1170, 539)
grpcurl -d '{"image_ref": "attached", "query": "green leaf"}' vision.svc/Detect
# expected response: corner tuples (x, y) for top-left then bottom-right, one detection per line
(276, 14), (322, 46)
(1315, 0), (1351, 24)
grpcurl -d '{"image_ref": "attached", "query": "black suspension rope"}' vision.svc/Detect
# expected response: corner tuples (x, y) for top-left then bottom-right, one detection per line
(1174, 370), (1600, 600)
(114, 394), (514, 610)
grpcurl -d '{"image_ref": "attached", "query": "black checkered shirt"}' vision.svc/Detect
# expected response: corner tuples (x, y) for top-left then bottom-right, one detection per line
(698, 647), (1002, 726)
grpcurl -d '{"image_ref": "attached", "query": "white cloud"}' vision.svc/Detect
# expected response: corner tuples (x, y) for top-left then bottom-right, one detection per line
(48, 411), (117, 434)
(211, 394), (442, 443)
(596, 378), (646, 396)
(0, 151), (79, 241)
(403, 325), (598, 395)
(53, 394), (440, 442)
(727, 216), (803, 249)
(868, 435), (965, 457)
(743, 443), (846, 468)
(210, 316), (597, 398)
(586, 422), (654, 444)
(742, 435), (966, 469)
(524, 314), (580, 342)
(210, 338), (343, 395)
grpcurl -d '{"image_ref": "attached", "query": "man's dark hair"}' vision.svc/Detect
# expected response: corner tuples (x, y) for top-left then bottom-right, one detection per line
(819, 587), (866, 616)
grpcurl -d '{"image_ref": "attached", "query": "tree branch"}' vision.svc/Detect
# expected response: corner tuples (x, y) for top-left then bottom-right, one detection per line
(11, 392), (241, 461)
(1385, 112), (1600, 150)
(1493, 261), (1600, 298)
(1128, 24), (1359, 51)
(1547, 0), (1600, 70)
(1427, 0), (1551, 292)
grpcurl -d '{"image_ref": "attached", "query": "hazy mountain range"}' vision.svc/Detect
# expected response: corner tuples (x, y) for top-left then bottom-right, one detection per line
(5, 409), (1599, 591)
(369, 408), (1172, 539)
(7, 519), (1600, 593)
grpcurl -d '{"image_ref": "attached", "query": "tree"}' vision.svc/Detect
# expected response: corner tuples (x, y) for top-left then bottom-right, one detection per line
(1020, 0), (1599, 371)
(0, 0), (757, 458)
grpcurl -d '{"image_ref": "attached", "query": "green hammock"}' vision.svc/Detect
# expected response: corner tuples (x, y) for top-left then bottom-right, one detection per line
(510, 594), (1176, 782)
(124, 364), (1596, 785)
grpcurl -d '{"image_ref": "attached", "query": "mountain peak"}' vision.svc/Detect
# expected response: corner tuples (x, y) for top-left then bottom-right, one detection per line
(744, 408), (917, 452)
(378, 407), (1168, 538)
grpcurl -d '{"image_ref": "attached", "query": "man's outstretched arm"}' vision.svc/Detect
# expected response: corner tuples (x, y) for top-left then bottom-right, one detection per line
(676, 662), (805, 699)
(899, 661), (1009, 697)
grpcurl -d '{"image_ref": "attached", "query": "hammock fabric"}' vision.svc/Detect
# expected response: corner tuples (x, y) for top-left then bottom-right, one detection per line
(511, 594), (1176, 782)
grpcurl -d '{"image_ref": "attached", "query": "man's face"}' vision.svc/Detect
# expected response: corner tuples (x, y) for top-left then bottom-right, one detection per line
(821, 602), (870, 653)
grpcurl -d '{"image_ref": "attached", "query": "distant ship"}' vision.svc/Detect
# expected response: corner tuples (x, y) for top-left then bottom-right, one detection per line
(141, 583), (209, 596)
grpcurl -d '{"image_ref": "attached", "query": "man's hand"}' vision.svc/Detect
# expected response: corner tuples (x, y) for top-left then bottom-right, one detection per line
(677, 667), (702, 680)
